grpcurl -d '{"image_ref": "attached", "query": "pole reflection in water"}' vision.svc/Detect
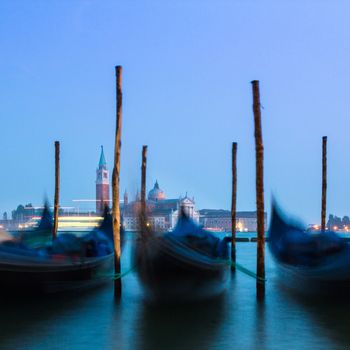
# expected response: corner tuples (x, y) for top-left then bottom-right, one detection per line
(135, 295), (227, 350)
(1, 241), (350, 349)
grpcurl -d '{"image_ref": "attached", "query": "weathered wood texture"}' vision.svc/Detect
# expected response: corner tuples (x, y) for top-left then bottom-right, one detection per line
(251, 80), (265, 299)
(321, 136), (327, 232)
(112, 65), (122, 297)
(231, 142), (237, 271)
(53, 141), (60, 239)
(140, 145), (148, 237)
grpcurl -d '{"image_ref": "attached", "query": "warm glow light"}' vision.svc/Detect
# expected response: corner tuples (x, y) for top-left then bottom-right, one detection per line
(58, 216), (103, 221)
(28, 216), (102, 222)
(58, 216), (102, 228)
(23, 215), (104, 230)
(58, 222), (100, 228)
(313, 224), (319, 230)
(333, 226), (338, 231)
(236, 222), (244, 232)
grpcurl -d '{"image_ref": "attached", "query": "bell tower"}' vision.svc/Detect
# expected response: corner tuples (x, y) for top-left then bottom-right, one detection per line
(124, 190), (128, 206)
(96, 146), (110, 215)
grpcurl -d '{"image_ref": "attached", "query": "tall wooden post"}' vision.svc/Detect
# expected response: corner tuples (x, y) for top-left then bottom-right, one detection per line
(252, 80), (265, 300)
(231, 142), (237, 271)
(321, 136), (327, 232)
(53, 141), (60, 239)
(112, 65), (123, 297)
(140, 146), (148, 235)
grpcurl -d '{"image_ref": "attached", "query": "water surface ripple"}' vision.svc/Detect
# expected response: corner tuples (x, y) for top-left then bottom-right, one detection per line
(0, 241), (350, 349)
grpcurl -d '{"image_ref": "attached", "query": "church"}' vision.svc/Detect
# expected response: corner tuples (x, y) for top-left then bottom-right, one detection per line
(94, 147), (263, 232)
(122, 181), (200, 232)
(7, 147), (262, 232)
(94, 147), (199, 231)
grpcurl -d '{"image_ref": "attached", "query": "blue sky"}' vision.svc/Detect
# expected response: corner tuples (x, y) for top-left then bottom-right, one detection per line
(0, 0), (350, 224)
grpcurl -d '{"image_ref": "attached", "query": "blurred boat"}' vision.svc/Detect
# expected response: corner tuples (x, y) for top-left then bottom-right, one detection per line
(0, 205), (118, 294)
(269, 201), (350, 295)
(134, 212), (231, 303)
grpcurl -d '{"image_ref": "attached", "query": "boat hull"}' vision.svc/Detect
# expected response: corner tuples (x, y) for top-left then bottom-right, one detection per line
(0, 253), (114, 294)
(274, 249), (350, 296)
(269, 202), (350, 296)
(135, 237), (230, 303)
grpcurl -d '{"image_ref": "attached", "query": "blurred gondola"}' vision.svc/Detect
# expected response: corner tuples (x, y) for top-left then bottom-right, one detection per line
(0, 205), (123, 294)
(134, 209), (231, 303)
(269, 200), (350, 295)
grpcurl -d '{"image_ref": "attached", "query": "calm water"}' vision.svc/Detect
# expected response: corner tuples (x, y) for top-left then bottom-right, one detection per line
(1, 238), (350, 350)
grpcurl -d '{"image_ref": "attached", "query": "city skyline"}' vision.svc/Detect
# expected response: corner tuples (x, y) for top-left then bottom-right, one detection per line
(2, 1), (350, 224)
(7, 150), (349, 229)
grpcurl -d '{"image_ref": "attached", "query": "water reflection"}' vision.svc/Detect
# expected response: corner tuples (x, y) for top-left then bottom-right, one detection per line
(283, 289), (350, 348)
(0, 286), (116, 350)
(253, 301), (267, 350)
(0, 294), (75, 348)
(1, 244), (350, 349)
(135, 294), (228, 350)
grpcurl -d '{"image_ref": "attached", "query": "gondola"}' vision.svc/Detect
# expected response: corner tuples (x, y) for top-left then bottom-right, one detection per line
(134, 211), (231, 303)
(0, 205), (118, 294)
(269, 201), (350, 295)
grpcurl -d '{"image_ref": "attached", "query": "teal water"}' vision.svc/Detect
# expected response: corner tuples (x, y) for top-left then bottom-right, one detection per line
(0, 239), (350, 350)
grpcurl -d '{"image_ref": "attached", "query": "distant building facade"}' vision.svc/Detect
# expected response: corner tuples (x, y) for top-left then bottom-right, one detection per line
(96, 146), (110, 215)
(5, 148), (267, 233)
(199, 209), (268, 232)
(122, 181), (200, 231)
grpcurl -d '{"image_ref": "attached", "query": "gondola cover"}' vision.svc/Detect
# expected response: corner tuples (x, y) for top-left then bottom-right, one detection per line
(269, 201), (350, 294)
(134, 212), (231, 303)
(0, 205), (119, 294)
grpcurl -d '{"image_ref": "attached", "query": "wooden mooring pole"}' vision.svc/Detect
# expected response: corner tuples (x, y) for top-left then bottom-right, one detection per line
(53, 141), (60, 239)
(251, 80), (265, 300)
(140, 146), (148, 235)
(231, 142), (237, 271)
(112, 65), (123, 298)
(321, 136), (327, 232)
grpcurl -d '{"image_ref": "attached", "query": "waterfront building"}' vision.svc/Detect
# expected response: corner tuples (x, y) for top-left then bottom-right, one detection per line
(122, 181), (200, 231)
(199, 209), (268, 232)
(6, 149), (265, 233)
(96, 146), (110, 215)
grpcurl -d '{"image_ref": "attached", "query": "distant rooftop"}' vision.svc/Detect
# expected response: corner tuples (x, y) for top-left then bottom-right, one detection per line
(199, 209), (266, 218)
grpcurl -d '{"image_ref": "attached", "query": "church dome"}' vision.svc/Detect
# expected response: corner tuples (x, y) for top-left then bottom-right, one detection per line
(148, 181), (166, 201)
